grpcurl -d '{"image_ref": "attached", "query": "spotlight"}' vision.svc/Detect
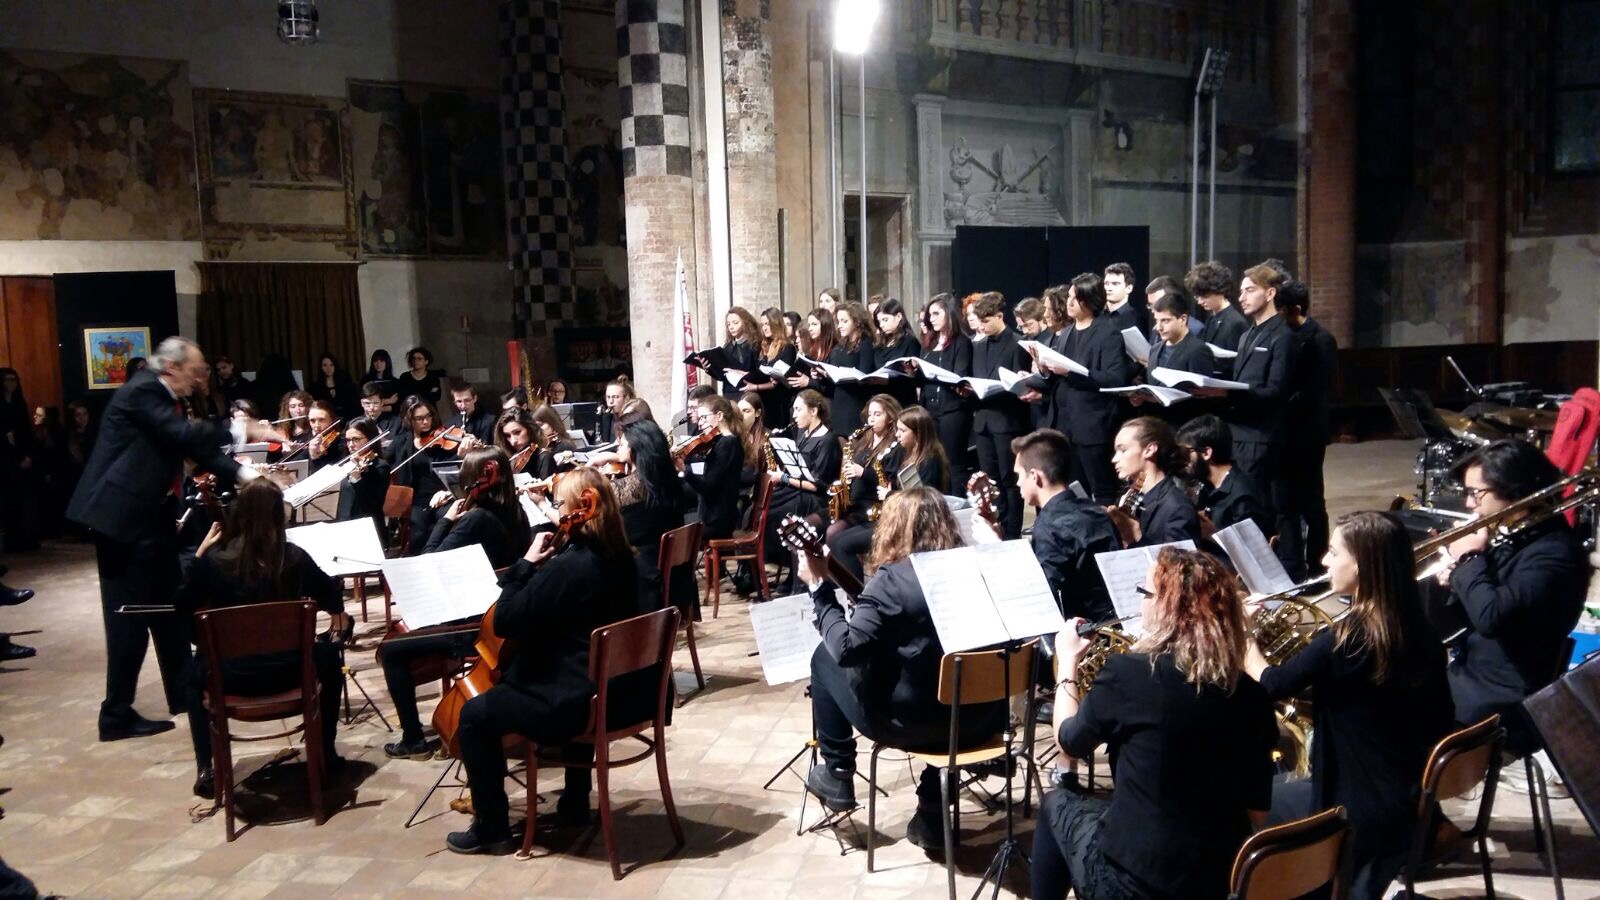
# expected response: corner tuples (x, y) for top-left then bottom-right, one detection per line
(1196, 47), (1229, 97)
(277, 0), (320, 46)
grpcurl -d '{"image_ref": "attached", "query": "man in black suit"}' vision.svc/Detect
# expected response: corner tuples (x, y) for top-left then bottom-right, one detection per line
(66, 337), (287, 741)
(447, 379), (497, 450)
(966, 293), (1033, 538)
(1278, 281), (1338, 576)
(1101, 262), (1149, 336)
(1186, 261), (1249, 374)
(1176, 414), (1273, 539)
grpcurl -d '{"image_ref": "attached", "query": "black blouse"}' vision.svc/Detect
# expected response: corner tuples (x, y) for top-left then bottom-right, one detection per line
(680, 433), (744, 535)
(1133, 475), (1202, 547)
(423, 506), (531, 570)
(920, 335), (973, 416)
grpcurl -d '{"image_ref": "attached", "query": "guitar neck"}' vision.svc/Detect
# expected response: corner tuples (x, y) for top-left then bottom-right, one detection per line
(805, 548), (863, 597)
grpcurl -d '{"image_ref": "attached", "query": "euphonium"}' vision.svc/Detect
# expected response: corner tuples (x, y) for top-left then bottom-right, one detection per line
(828, 426), (870, 519)
(865, 441), (898, 522)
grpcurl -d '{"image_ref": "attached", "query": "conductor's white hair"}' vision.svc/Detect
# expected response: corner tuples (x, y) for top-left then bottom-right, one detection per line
(151, 336), (199, 373)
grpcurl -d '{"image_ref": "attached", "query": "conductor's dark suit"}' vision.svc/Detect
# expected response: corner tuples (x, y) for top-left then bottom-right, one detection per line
(66, 370), (241, 726)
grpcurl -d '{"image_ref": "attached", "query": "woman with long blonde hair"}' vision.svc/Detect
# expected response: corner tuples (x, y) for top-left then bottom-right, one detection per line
(1037, 546), (1277, 900)
(721, 306), (762, 399)
(1246, 512), (1451, 899)
(797, 487), (1004, 852)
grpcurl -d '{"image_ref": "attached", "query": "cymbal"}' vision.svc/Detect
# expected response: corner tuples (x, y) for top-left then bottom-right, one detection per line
(1482, 406), (1558, 432)
(1436, 410), (1507, 444)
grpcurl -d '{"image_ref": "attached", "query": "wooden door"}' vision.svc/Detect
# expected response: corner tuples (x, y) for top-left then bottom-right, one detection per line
(0, 277), (62, 412)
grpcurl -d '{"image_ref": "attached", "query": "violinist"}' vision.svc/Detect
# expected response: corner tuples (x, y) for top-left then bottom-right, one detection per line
(337, 417), (390, 537)
(677, 395), (745, 543)
(1035, 547), (1276, 900)
(530, 404), (576, 478)
(1246, 512), (1452, 900)
(1106, 416), (1201, 548)
(380, 447), (532, 760)
(389, 396), (455, 555)
(493, 407), (539, 474)
(177, 479), (346, 799)
(269, 390), (314, 462)
(448, 379), (496, 452)
(304, 400), (344, 471)
(447, 468), (641, 854)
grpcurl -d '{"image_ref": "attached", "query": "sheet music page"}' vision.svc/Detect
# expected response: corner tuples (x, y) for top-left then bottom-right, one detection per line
(997, 367), (1033, 391)
(951, 507), (977, 546)
(722, 370), (747, 390)
(748, 593), (822, 685)
(768, 436), (815, 482)
(381, 544), (501, 630)
(911, 547), (1010, 652)
(975, 541), (1066, 641)
(1121, 327), (1152, 364)
(1212, 520), (1296, 596)
(1094, 541), (1196, 634)
(961, 377), (1007, 399)
(281, 460), (350, 507)
(1151, 366), (1249, 391)
(759, 359), (791, 377)
(1098, 385), (1192, 407)
(287, 518), (386, 576)
(908, 357), (964, 384)
(1206, 342), (1239, 359)
(1019, 340), (1090, 376)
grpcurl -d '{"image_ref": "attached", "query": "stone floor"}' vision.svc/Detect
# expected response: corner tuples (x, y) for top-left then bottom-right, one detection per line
(1, 439), (1595, 899)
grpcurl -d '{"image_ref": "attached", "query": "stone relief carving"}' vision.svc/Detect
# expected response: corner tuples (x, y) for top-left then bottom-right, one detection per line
(942, 136), (1066, 228)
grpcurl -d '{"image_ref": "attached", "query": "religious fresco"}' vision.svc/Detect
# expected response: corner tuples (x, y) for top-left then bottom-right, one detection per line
(565, 66), (628, 323)
(348, 80), (432, 257)
(193, 88), (355, 254)
(0, 49), (200, 241)
(418, 88), (504, 257)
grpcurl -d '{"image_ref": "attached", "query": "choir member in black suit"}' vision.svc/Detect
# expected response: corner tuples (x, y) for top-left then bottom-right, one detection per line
(337, 417), (390, 539)
(1101, 261), (1149, 336)
(212, 355), (254, 405)
(1248, 511), (1453, 900)
(446, 469), (641, 854)
(1034, 277), (1134, 505)
(966, 292), (1033, 538)
(66, 337), (287, 741)
(1280, 279), (1338, 575)
(1176, 414), (1273, 539)
(919, 293), (974, 492)
(178, 479), (346, 799)
(720, 307), (762, 399)
(1107, 416), (1202, 548)
(396, 346), (445, 407)
(874, 298), (923, 408)
(1035, 547), (1276, 900)
(1144, 288), (1214, 379)
(389, 396), (455, 556)
(678, 395), (746, 542)
(802, 488), (1007, 852)
(380, 446), (532, 760)
(752, 307), (797, 430)
(360, 349), (400, 413)
(1435, 441), (1588, 755)
(830, 303), (880, 432)
(1186, 261), (1249, 371)
(447, 378), (497, 450)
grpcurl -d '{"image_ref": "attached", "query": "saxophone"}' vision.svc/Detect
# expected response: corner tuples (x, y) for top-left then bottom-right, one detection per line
(828, 426), (870, 519)
(762, 435), (779, 474)
(866, 441), (899, 522)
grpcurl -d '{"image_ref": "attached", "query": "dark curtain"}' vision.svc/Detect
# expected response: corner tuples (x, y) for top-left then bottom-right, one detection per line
(196, 262), (366, 382)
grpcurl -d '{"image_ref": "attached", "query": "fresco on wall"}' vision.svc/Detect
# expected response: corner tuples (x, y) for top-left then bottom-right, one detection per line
(419, 89), (504, 257)
(0, 49), (200, 240)
(348, 80), (428, 257)
(194, 89), (355, 254)
(565, 66), (628, 320)
(1354, 241), (1471, 347)
(1503, 235), (1600, 344)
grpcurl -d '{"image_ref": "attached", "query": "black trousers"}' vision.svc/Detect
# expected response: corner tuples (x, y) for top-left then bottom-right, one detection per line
(94, 531), (191, 721)
(377, 629), (477, 742)
(973, 428), (1023, 538)
(932, 410), (973, 494)
(407, 504), (441, 556)
(1284, 438), (1330, 576)
(1032, 789), (1151, 900)
(1069, 442), (1119, 505)
(186, 648), (342, 770)
(825, 522), (874, 586)
(458, 684), (590, 835)
(1233, 440), (1301, 578)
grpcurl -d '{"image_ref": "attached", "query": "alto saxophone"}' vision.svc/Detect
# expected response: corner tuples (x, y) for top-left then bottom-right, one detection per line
(828, 426), (870, 519)
(866, 441), (899, 522)
(762, 434), (779, 474)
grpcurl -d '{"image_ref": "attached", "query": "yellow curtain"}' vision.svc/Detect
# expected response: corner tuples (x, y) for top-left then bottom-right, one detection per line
(196, 262), (366, 377)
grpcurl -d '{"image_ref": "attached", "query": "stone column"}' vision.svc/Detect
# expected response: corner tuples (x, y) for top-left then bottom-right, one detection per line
(619, 0), (698, 418)
(721, 0), (780, 312)
(499, 0), (572, 377)
(1301, 0), (1355, 346)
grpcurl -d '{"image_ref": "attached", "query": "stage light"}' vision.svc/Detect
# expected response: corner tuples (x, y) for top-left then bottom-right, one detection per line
(1196, 47), (1229, 97)
(277, 1), (320, 46)
(833, 0), (880, 56)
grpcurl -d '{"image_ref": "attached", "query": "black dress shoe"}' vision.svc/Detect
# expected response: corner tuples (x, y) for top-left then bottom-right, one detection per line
(1, 642), (34, 661)
(98, 714), (176, 742)
(384, 736), (433, 760)
(446, 821), (517, 855)
(0, 587), (32, 607)
(194, 767), (215, 800)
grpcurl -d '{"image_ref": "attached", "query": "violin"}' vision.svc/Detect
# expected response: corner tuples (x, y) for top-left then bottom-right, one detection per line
(431, 487), (600, 757)
(670, 428), (718, 464)
(508, 442), (536, 474)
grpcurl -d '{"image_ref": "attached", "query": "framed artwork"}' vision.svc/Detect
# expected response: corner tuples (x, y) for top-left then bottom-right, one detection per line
(83, 327), (152, 390)
(554, 327), (632, 384)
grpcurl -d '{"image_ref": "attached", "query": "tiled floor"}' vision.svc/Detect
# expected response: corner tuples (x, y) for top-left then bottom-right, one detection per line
(1, 440), (1596, 898)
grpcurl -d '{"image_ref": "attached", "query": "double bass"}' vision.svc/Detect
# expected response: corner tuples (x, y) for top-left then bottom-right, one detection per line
(430, 487), (600, 757)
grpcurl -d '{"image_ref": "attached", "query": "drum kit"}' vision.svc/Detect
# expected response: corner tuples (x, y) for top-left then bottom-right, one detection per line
(1416, 400), (1561, 507)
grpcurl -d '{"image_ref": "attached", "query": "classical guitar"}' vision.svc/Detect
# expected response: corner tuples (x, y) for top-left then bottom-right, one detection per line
(965, 472), (1001, 532)
(776, 513), (864, 597)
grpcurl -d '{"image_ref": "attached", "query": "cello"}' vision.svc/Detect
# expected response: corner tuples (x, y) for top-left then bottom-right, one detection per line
(430, 486), (600, 757)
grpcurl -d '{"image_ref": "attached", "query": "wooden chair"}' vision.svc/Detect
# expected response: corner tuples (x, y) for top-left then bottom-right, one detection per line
(703, 472), (775, 617)
(867, 641), (1038, 900)
(519, 608), (685, 879)
(1401, 715), (1505, 898)
(658, 522), (705, 703)
(194, 600), (327, 842)
(382, 484), (413, 565)
(1228, 806), (1352, 900)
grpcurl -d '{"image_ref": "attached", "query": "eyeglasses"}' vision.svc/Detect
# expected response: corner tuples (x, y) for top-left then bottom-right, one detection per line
(1462, 486), (1494, 502)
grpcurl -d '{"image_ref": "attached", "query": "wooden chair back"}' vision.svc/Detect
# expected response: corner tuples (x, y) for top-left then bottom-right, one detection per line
(196, 599), (317, 672)
(1424, 715), (1505, 806)
(748, 472), (775, 542)
(659, 523), (702, 588)
(382, 484), (413, 518)
(937, 640), (1038, 707)
(587, 607), (680, 738)
(1228, 806), (1351, 900)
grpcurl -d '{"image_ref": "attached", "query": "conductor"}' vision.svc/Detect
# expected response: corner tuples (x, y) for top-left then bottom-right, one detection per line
(66, 337), (288, 742)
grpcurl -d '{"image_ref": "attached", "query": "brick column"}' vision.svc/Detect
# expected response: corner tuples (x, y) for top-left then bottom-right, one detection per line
(1302, 0), (1356, 346)
(500, 0), (572, 377)
(619, 0), (698, 417)
(721, 0), (780, 311)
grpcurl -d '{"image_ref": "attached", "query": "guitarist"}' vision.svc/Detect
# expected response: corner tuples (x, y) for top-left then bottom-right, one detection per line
(797, 487), (1007, 854)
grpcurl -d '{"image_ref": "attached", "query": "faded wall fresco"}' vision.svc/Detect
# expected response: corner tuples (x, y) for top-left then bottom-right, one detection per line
(1504, 235), (1600, 344)
(0, 49), (200, 241)
(1354, 241), (1472, 347)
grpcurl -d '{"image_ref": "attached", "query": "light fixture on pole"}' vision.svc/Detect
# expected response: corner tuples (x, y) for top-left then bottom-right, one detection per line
(1189, 47), (1229, 266)
(834, 0), (879, 301)
(277, 0), (320, 45)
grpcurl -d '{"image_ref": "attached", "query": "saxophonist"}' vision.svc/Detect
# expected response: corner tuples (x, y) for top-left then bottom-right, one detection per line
(1246, 512), (1452, 900)
(826, 404), (950, 584)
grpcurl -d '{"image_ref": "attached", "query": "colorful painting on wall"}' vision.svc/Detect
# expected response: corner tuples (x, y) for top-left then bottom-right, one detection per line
(83, 327), (152, 390)
(0, 49), (200, 240)
(555, 327), (632, 384)
(348, 79), (504, 259)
